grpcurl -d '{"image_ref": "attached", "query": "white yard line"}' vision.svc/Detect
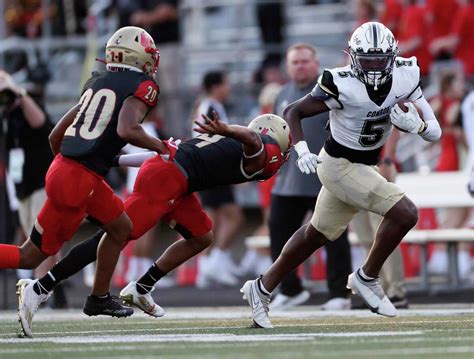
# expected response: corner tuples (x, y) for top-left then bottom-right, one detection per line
(0, 331), (425, 344)
(0, 307), (473, 322)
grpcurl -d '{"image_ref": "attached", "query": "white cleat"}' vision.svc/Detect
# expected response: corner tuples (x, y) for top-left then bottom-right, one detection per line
(269, 290), (311, 310)
(240, 279), (273, 329)
(119, 281), (164, 318)
(17, 279), (50, 337)
(347, 270), (397, 317)
(320, 297), (351, 311)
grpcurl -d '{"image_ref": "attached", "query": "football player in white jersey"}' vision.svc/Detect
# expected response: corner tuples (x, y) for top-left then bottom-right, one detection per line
(241, 21), (441, 328)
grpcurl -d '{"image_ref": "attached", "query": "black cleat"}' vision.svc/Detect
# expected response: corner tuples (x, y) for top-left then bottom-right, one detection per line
(83, 294), (134, 318)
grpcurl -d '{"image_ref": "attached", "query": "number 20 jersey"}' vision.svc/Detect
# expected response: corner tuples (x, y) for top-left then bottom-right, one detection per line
(60, 70), (159, 176)
(312, 56), (422, 162)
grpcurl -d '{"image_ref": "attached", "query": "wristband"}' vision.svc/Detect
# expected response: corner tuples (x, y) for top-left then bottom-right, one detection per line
(294, 141), (310, 157)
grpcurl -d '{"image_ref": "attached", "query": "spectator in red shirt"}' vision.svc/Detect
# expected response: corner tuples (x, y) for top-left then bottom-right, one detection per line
(380, 0), (403, 38)
(430, 0), (474, 77)
(426, 0), (459, 60)
(429, 71), (465, 171)
(397, 0), (432, 77)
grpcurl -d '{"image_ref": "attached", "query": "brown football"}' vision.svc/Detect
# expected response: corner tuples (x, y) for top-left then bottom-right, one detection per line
(396, 100), (423, 119)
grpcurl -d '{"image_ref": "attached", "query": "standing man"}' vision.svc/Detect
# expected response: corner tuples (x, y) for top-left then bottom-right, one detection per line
(242, 22), (441, 328)
(269, 43), (352, 310)
(194, 71), (244, 288)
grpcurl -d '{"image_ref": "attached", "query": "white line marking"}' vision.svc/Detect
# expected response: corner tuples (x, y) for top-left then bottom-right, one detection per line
(0, 331), (424, 344)
(0, 307), (473, 322)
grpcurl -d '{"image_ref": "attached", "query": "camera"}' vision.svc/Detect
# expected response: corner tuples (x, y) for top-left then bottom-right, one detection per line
(0, 89), (18, 109)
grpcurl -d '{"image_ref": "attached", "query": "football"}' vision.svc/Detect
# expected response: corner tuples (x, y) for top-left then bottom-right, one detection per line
(396, 100), (423, 119)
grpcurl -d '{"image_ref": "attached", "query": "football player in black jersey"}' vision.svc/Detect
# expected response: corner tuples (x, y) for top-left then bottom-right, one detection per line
(17, 111), (291, 328)
(3, 26), (176, 336)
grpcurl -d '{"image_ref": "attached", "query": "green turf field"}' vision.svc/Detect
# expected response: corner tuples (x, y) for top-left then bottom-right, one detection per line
(0, 308), (473, 359)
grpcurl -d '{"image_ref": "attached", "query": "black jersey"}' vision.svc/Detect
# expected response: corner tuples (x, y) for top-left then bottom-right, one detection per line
(174, 133), (284, 193)
(60, 70), (159, 176)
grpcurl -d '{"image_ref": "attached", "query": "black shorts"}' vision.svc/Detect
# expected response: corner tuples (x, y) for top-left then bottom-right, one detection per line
(199, 185), (235, 209)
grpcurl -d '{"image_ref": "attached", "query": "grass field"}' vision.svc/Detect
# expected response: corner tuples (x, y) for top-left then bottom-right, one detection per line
(0, 307), (473, 359)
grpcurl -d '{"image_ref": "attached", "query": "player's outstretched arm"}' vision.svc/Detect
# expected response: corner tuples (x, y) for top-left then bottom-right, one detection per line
(117, 96), (168, 154)
(48, 104), (80, 155)
(283, 95), (329, 174)
(194, 111), (263, 157)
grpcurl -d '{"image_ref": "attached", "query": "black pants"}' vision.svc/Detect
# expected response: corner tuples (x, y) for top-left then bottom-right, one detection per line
(269, 195), (352, 298)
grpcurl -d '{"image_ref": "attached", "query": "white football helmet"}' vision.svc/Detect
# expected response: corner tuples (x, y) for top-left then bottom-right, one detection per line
(348, 22), (398, 89)
(248, 114), (292, 156)
(105, 26), (160, 77)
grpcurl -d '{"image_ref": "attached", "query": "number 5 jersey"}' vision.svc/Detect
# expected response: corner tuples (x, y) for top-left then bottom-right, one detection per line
(311, 56), (421, 165)
(60, 70), (159, 176)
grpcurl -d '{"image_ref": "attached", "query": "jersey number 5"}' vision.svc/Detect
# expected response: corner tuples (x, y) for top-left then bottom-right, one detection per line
(65, 88), (116, 140)
(359, 117), (387, 147)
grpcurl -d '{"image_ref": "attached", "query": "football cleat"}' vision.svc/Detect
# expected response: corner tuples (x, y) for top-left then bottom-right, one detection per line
(347, 269), (397, 317)
(240, 279), (273, 329)
(17, 279), (50, 337)
(120, 281), (164, 318)
(320, 297), (351, 311)
(269, 290), (310, 310)
(83, 294), (133, 318)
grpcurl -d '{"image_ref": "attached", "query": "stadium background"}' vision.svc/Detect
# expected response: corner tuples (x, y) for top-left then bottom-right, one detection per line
(0, 0), (473, 311)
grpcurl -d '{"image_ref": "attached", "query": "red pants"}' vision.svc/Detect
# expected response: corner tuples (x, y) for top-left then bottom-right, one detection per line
(35, 155), (124, 255)
(126, 156), (212, 241)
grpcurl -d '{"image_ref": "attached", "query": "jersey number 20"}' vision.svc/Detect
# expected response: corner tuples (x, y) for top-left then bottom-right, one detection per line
(65, 88), (116, 140)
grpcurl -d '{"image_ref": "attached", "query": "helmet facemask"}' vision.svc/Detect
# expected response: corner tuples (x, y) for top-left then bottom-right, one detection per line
(350, 48), (397, 90)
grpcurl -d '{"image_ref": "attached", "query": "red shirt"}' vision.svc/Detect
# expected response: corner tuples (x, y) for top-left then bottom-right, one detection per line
(433, 95), (460, 171)
(398, 5), (431, 75)
(426, 0), (459, 40)
(380, 0), (403, 38)
(451, 4), (474, 76)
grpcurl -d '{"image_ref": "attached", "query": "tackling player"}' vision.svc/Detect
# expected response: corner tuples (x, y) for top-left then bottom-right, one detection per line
(16, 111), (291, 336)
(241, 22), (442, 328)
(0, 26), (170, 331)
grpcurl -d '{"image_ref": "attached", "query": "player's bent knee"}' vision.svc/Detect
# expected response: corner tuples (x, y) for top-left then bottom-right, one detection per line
(388, 196), (418, 230)
(190, 232), (213, 251)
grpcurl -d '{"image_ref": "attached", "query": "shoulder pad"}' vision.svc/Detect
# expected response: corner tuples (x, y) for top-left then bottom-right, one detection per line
(318, 70), (340, 99)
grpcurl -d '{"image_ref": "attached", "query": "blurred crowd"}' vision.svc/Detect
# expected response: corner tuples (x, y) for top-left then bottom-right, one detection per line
(1, 0), (473, 309)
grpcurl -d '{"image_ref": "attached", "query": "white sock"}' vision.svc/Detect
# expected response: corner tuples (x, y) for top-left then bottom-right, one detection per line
(257, 277), (271, 295)
(358, 267), (375, 281)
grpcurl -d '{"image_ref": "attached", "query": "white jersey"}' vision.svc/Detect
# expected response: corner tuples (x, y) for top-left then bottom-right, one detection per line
(311, 56), (422, 152)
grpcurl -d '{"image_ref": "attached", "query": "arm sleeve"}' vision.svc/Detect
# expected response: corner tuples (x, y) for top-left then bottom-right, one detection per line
(310, 70), (342, 110)
(113, 152), (159, 167)
(134, 79), (160, 107)
(413, 95), (442, 142)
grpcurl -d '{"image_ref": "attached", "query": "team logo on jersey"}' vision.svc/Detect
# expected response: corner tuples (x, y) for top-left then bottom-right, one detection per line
(366, 106), (390, 118)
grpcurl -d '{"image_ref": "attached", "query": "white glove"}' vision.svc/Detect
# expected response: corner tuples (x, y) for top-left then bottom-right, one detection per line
(294, 141), (321, 174)
(390, 103), (425, 134)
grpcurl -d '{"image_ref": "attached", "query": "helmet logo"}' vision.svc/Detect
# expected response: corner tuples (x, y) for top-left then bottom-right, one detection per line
(115, 38), (120, 45)
(140, 32), (153, 48)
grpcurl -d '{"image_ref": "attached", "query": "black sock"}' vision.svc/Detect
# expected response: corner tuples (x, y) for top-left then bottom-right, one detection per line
(136, 264), (167, 294)
(34, 230), (104, 295)
(89, 293), (110, 303)
(33, 272), (56, 295)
